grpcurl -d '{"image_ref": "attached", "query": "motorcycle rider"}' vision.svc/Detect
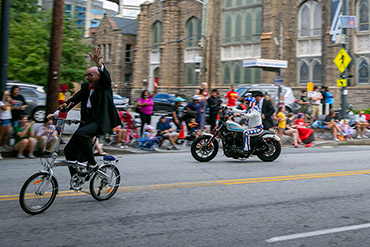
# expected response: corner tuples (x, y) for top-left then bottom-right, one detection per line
(232, 97), (263, 154)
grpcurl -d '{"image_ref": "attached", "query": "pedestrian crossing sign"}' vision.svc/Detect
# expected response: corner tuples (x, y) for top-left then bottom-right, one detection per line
(336, 79), (347, 87)
(334, 48), (351, 73)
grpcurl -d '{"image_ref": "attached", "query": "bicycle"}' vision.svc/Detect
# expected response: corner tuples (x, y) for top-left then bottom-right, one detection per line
(19, 111), (121, 215)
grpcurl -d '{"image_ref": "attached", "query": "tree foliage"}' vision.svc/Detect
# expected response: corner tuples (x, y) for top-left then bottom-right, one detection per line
(8, 1), (92, 87)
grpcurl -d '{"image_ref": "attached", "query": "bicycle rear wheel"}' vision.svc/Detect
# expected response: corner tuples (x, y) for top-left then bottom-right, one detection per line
(90, 165), (120, 201)
(19, 172), (58, 215)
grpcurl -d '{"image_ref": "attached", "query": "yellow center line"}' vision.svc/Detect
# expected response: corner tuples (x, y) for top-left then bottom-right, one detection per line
(1, 169), (370, 202)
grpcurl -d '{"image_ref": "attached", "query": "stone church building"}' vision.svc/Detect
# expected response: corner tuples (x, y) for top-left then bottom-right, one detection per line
(131, 0), (370, 109)
(88, 14), (137, 97)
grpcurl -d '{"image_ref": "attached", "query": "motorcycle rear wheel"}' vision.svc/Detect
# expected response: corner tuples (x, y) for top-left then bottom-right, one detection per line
(256, 138), (281, 162)
(191, 135), (219, 162)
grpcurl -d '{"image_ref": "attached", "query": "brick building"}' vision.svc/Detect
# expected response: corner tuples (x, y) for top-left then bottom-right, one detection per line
(88, 15), (137, 97)
(132, 0), (370, 109)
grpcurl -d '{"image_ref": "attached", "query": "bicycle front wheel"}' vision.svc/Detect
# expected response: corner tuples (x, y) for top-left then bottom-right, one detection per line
(90, 165), (120, 201)
(19, 172), (58, 215)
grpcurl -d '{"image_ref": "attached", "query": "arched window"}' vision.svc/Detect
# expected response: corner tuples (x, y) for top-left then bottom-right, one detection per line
(152, 21), (162, 48)
(254, 8), (262, 41)
(234, 14), (242, 42)
(312, 61), (322, 84)
(299, 61), (309, 84)
(298, 1), (321, 37)
(245, 11), (252, 41)
(186, 17), (201, 47)
(358, 58), (369, 83)
(312, 2), (322, 36)
(244, 68), (252, 84)
(223, 14), (232, 43)
(299, 5), (310, 37)
(236, 0), (243, 6)
(358, 0), (369, 31)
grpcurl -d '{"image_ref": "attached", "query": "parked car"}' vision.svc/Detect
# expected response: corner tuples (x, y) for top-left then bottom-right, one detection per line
(113, 93), (129, 111)
(152, 93), (177, 113)
(236, 84), (300, 114)
(6, 82), (46, 123)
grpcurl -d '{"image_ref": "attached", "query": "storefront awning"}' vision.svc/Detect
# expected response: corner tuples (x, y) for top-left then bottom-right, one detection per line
(242, 59), (288, 69)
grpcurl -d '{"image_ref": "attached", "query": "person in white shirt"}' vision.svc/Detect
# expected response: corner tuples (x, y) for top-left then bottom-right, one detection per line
(309, 86), (323, 124)
(355, 110), (369, 139)
(0, 91), (13, 159)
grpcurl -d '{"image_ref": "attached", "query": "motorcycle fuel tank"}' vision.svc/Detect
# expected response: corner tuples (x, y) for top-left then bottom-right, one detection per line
(225, 120), (245, 132)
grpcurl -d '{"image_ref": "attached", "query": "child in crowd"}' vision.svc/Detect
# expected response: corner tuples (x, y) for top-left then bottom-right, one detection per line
(187, 117), (202, 139)
(138, 125), (159, 151)
(14, 115), (35, 159)
(340, 119), (354, 140)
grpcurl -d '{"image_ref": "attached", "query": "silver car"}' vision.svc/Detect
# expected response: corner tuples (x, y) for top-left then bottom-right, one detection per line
(236, 84), (300, 114)
(6, 82), (46, 122)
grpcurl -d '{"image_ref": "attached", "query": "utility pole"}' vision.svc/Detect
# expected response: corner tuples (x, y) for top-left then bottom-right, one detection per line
(46, 0), (65, 115)
(341, 0), (348, 118)
(0, 0), (11, 97)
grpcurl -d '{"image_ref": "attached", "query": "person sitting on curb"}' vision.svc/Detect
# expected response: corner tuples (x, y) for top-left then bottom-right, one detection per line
(14, 115), (35, 159)
(355, 110), (369, 139)
(35, 118), (58, 155)
(156, 115), (180, 150)
(138, 125), (159, 151)
(324, 110), (345, 141)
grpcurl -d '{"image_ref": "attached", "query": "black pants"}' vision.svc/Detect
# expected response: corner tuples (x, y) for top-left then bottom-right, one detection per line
(140, 112), (151, 136)
(209, 109), (219, 131)
(65, 121), (100, 175)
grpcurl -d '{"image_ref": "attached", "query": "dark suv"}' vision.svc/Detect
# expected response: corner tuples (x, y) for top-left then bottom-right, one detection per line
(6, 82), (46, 122)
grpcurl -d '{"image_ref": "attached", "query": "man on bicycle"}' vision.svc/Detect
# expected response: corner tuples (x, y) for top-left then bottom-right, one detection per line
(51, 48), (120, 175)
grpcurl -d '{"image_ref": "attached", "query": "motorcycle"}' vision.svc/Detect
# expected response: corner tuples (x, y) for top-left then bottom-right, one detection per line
(191, 106), (281, 162)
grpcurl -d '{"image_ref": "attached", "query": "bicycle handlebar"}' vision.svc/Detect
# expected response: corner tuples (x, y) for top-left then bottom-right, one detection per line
(50, 116), (84, 125)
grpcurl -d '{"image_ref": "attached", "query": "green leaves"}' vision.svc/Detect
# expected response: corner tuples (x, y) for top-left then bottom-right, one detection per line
(8, 2), (92, 88)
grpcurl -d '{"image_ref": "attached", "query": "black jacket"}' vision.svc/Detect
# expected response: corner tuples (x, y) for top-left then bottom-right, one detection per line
(66, 66), (121, 134)
(261, 99), (275, 130)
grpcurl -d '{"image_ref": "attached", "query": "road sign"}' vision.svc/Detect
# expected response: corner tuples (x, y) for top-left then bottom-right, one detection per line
(337, 79), (347, 87)
(307, 82), (314, 91)
(334, 48), (351, 73)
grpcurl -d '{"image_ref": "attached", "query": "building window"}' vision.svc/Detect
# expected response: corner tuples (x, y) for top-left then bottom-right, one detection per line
(298, 1), (322, 37)
(186, 17), (201, 47)
(312, 61), (322, 84)
(103, 44), (106, 61)
(222, 61), (260, 85)
(108, 44), (111, 61)
(152, 21), (163, 48)
(125, 74), (131, 83)
(125, 44), (132, 62)
(299, 61), (309, 84)
(358, 0), (369, 31)
(223, 14), (232, 44)
(358, 58), (369, 83)
(234, 14), (242, 42)
(184, 64), (198, 85)
(245, 11), (252, 41)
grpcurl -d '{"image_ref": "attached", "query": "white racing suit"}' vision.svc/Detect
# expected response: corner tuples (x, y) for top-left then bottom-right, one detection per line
(233, 106), (263, 152)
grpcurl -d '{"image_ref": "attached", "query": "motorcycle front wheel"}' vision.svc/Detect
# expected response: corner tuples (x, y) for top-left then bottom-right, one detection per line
(256, 138), (281, 162)
(191, 135), (219, 162)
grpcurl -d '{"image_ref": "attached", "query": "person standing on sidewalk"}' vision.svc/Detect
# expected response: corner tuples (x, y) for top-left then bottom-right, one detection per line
(207, 89), (221, 131)
(309, 86), (323, 124)
(0, 92), (13, 159)
(225, 85), (240, 107)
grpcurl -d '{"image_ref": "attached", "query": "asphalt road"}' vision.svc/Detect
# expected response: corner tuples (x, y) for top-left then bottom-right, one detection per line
(2, 146), (370, 246)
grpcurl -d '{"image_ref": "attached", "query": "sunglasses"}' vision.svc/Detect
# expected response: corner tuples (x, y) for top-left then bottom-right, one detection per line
(84, 73), (96, 77)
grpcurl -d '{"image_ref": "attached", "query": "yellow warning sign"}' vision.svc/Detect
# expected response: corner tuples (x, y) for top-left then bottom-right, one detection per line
(336, 79), (347, 87)
(334, 48), (351, 73)
(307, 82), (314, 91)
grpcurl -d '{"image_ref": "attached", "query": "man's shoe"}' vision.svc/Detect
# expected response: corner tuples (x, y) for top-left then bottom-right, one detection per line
(362, 135), (368, 139)
(28, 154), (35, 159)
(173, 145), (180, 150)
(357, 136), (362, 139)
(87, 163), (98, 172)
